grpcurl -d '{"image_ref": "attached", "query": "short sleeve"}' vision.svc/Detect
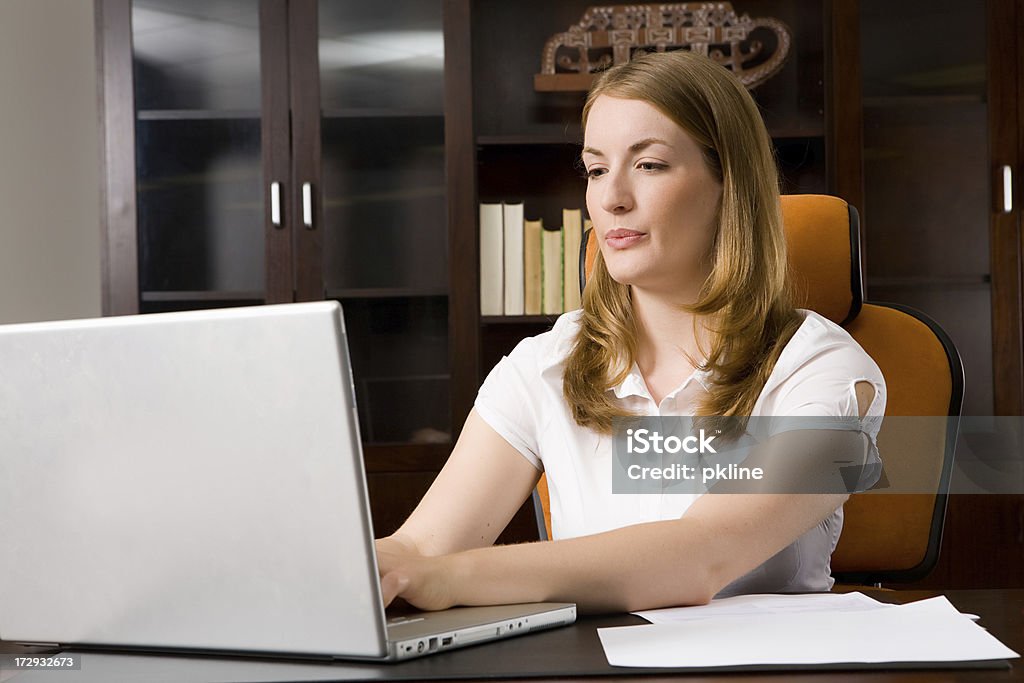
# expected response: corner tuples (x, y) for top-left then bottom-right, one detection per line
(767, 314), (887, 435)
(756, 314), (887, 493)
(474, 337), (545, 470)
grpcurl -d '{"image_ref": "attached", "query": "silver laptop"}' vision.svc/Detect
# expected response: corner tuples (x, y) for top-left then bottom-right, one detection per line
(0, 301), (575, 661)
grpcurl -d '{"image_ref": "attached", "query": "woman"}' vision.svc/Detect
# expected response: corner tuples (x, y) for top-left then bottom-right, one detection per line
(376, 50), (885, 613)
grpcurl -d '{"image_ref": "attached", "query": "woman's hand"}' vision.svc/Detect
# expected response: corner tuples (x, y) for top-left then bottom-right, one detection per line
(375, 540), (459, 611)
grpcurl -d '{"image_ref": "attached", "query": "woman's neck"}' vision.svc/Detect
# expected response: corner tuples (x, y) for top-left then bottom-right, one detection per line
(630, 287), (709, 400)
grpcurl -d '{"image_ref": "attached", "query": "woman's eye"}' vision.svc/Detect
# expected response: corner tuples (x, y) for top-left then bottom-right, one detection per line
(637, 162), (667, 171)
(585, 168), (607, 179)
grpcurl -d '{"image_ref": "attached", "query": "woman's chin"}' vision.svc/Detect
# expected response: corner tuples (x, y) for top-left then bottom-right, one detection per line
(606, 259), (663, 288)
(603, 266), (678, 295)
(604, 266), (645, 288)
(603, 255), (651, 286)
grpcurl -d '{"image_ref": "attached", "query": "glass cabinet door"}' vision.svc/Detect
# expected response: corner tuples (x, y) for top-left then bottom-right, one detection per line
(317, 0), (450, 445)
(860, 0), (1024, 590)
(132, 0), (266, 312)
(861, 0), (994, 416)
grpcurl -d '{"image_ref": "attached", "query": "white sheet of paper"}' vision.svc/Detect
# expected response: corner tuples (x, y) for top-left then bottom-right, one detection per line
(633, 591), (889, 624)
(599, 596), (1019, 668)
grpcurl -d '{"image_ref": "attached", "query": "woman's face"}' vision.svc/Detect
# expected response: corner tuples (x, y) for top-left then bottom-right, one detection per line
(583, 95), (723, 298)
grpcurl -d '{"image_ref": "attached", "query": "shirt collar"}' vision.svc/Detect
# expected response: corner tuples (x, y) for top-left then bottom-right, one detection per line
(610, 362), (712, 401)
(539, 311), (714, 400)
(538, 311), (584, 375)
(611, 363), (650, 400)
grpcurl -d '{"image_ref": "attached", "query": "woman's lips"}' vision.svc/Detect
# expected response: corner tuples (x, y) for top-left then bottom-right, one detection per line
(605, 229), (647, 250)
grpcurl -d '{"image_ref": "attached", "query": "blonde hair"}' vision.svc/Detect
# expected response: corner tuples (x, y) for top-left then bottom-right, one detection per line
(563, 50), (801, 433)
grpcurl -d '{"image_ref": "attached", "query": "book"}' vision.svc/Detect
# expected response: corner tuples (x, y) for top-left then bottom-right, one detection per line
(541, 226), (563, 315)
(479, 202), (504, 315)
(503, 202), (525, 315)
(523, 218), (543, 315)
(562, 209), (583, 311)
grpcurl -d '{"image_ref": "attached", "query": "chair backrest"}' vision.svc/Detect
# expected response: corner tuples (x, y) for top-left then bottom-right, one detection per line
(534, 194), (964, 584)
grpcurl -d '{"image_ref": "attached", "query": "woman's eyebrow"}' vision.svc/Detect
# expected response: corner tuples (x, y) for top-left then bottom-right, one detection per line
(582, 137), (672, 157)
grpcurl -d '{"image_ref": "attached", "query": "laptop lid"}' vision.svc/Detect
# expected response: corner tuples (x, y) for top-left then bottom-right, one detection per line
(0, 302), (390, 658)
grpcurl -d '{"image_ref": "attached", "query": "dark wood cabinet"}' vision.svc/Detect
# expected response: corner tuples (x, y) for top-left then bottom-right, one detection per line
(98, 0), (1024, 581)
(858, 0), (1024, 588)
(94, 0), (874, 542)
(97, 0), (457, 537)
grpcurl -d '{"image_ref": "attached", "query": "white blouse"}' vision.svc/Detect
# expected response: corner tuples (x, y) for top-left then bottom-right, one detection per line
(474, 308), (886, 595)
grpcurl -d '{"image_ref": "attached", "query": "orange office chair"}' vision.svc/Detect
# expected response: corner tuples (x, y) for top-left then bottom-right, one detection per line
(532, 194), (964, 585)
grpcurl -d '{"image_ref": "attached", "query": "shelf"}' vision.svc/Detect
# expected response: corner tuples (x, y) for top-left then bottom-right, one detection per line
(481, 315), (561, 324)
(322, 186), (445, 208)
(769, 127), (826, 140)
(141, 290), (264, 302)
(137, 109), (261, 120)
(322, 108), (444, 119)
(137, 108), (446, 122)
(477, 130), (824, 145)
(533, 73), (595, 92)
(327, 287), (448, 299)
(359, 373), (450, 384)
(477, 135), (582, 146)
(867, 274), (991, 289)
(863, 94), (986, 108)
(363, 442), (451, 472)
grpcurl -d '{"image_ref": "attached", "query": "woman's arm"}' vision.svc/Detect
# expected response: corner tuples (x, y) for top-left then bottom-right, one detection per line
(377, 418), (851, 612)
(378, 386), (876, 614)
(378, 489), (848, 613)
(378, 408), (543, 558)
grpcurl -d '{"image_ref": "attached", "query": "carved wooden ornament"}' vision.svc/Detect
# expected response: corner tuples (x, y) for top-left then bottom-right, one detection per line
(535, 3), (791, 91)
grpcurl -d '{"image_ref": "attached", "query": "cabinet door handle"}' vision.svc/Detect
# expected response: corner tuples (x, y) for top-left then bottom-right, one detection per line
(270, 181), (282, 228)
(302, 182), (314, 229)
(1002, 165), (1013, 213)
(1018, 500), (1024, 544)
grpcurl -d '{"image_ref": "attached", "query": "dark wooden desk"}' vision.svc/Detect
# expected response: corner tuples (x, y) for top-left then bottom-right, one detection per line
(1, 590), (1020, 682)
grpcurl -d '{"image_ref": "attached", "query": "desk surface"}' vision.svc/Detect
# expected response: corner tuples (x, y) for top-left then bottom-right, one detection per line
(1, 589), (1021, 682)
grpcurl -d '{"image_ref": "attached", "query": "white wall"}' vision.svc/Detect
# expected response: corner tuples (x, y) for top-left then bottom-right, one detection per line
(0, 0), (102, 323)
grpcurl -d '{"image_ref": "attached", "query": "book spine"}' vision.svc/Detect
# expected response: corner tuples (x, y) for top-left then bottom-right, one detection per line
(562, 209), (583, 311)
(523, 218), (543, 315)
(479, 203), (503, 315)
(503, 202), (525, 315)
(541, 226), (564, 314)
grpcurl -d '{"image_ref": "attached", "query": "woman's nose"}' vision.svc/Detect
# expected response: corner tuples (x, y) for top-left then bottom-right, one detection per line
(600, 170), (634, 214)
